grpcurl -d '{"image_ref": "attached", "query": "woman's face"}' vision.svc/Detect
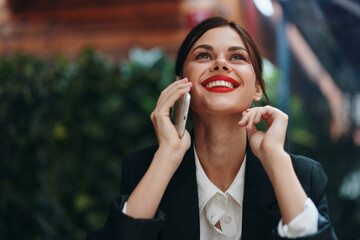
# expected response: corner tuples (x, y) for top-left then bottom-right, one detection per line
(182, 26), (262, 116)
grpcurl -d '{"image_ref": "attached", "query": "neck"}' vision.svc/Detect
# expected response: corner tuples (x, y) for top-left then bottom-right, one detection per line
(193, 113), (247, 192)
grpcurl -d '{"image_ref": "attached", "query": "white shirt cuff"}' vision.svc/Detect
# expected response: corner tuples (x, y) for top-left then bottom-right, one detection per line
(122, 201), (127, 214)
(278, 198), (318, 238)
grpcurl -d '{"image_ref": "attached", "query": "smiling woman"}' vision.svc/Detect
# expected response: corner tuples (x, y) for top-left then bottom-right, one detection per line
(87, 16), (338, 240)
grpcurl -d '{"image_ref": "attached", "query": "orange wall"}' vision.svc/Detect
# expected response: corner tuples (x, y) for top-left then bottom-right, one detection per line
(0, 0), (187, 59)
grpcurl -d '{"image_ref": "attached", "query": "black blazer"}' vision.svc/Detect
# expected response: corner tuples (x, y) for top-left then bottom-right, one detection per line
(87, 143), (338, 240)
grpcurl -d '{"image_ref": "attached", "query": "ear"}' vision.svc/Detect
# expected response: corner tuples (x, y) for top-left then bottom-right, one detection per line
(253, 81), (263, 102)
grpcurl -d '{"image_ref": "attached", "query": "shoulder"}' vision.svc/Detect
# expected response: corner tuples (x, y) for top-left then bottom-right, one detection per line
(290, 154), (324, 175)
(289, 153), (327, 182)
(120, 145), (158, 192)
(289, 153), (328, 201)
(123, 145), (158, 164)
(122, 145), (158, 173)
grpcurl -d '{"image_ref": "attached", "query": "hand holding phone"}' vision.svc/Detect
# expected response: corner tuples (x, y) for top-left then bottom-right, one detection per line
(171, 76), (191, 138)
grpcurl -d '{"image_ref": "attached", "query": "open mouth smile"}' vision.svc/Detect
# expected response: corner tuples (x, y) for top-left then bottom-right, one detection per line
(201, 75), (240, 93)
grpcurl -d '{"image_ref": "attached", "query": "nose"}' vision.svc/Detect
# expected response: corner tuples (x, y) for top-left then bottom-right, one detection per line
(210, 59), (231, 72)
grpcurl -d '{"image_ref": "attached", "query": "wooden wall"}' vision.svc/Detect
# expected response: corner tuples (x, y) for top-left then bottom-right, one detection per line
(0, 0), (188, 59)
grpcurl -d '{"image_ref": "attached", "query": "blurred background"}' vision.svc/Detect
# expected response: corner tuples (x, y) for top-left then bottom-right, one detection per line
(0, 0), (359, 239)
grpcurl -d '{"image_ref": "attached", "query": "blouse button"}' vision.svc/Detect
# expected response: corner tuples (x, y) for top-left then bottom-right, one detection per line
(224, 216), (232, 224)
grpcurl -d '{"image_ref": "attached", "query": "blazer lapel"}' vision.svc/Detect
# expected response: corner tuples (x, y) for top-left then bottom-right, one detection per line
(159, 144), (200, 240)
(242, 144), (281, 239)
(157, 141), (282, 239)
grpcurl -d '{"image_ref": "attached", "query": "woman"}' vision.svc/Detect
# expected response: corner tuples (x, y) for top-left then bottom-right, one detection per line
(87, 17), (337, 240)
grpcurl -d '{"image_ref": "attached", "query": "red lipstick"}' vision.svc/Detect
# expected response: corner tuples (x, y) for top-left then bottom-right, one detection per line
(201, 75), (240, 93)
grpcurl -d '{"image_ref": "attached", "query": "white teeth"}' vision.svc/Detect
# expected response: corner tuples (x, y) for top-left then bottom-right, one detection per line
(205, 81), (235, 88)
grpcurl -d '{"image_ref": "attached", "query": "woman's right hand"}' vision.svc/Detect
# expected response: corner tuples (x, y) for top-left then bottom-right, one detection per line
(150, 78), (192, 162)
(126, 79), (192, 219)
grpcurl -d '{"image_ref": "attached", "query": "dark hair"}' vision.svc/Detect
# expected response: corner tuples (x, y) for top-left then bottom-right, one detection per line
(175, 16), (271, 104)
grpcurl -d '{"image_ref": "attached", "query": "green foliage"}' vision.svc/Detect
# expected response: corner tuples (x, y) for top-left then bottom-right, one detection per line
(0, 48), (173, 239)
(255, 59), (319, 149)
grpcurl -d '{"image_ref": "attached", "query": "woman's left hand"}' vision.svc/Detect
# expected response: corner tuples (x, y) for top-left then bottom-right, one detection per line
(238, 105), (288, 165)
(239, 106), (309, 225)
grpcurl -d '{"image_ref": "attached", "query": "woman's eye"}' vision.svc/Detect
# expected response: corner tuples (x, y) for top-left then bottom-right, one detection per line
(230, 54), (246, 61)
(195, 53), (212, 60)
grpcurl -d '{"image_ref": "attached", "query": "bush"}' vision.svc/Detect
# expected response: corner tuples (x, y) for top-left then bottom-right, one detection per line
(0, 48), (174, 240)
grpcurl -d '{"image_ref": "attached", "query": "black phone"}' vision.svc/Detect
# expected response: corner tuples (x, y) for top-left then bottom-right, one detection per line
(171, 76), (191, 138)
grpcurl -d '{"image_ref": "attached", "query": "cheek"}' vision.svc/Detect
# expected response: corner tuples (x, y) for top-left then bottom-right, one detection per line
(182, 59), (192, 78)
(237, 65), (256, 84)
(182, 64), (197, 82)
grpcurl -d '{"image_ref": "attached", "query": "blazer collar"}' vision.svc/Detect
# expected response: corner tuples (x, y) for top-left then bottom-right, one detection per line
(163, 140), (200, 239)
(243, 143), (277, 207)
(242, 143), (281, 239)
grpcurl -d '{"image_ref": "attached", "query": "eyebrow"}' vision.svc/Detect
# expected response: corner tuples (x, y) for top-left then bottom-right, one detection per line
(192, 44), (213, 52)
(191, 44), (247, 53)
(228, 46), (247, 52)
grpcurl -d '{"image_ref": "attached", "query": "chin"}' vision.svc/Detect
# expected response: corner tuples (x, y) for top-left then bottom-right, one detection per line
(191, 94), (251, 115)
(192, 103), (244, 116)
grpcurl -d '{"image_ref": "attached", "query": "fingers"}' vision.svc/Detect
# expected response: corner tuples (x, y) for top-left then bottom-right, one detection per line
(238, 108), (260, 130)
(151, 78), (191, 120)
(158, 78), (190, 102)
(156, 78), (191, 113)
(238, 106), (289, 158)
(238, 105), (288, 131)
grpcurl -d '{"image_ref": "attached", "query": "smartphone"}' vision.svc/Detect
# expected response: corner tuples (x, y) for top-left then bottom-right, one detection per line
(171, 76), (191, 138)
